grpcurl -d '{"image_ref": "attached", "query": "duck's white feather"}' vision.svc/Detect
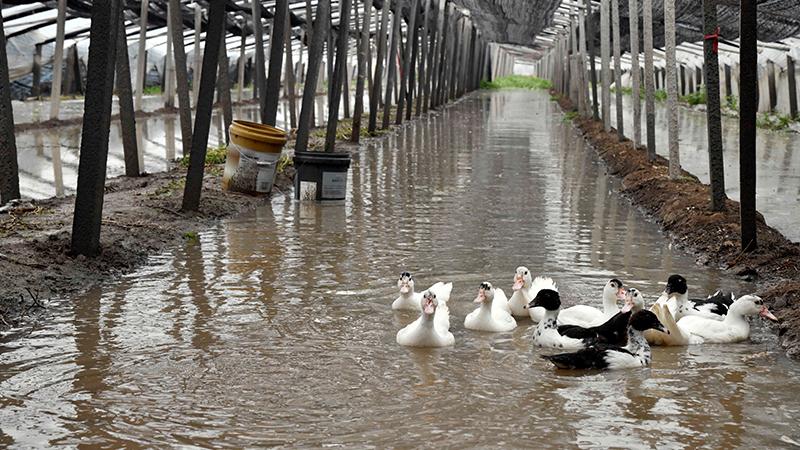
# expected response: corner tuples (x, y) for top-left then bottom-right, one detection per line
(465, 288), (517, 332)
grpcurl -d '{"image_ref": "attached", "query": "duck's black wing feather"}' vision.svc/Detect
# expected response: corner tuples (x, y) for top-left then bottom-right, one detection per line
(541, 344), (633, 370)
(593, 311), (632, 345)
(557, 324), (599, 339)
(690, 291), (734, 316)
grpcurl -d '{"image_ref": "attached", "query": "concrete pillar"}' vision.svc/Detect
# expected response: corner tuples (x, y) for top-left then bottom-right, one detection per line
(665, 0), (680, 178)
(643, 0), (656, 160)
(50, 0), (67, 119)
(628, 0), (641, 147)
(600, 0), (611, 131)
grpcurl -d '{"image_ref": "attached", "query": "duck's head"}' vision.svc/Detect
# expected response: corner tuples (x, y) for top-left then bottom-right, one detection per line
(421, 290), (439, 316)
(629, 310), (668, 333)
(604, 278), (626, 301)
(513, 266), (532, 291)
(731, 295), (778, 322)
(398, 271), (414, 295)
(663, 274), (688, 298)
(527, 288), (560, 311)
(622, 288), (645, 313)
(475, 282), (494, 304)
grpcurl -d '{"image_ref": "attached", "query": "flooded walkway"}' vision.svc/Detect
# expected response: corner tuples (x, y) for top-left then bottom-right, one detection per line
(2, 90), (799, 447)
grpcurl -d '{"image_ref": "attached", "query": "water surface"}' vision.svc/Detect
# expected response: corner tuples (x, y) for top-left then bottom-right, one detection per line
(1, 90), (798, 448)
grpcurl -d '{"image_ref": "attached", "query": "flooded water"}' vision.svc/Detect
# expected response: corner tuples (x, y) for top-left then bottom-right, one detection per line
(2, 90), (800, 448)
(609, 95), (800, 243)
(14, 95), (329, 199)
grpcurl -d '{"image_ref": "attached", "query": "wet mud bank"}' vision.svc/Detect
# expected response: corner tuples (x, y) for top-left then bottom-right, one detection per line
(0, 164), (294, 332)
(553, 92), (800, 359)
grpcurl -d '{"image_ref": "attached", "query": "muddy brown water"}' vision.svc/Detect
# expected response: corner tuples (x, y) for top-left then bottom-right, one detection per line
(2, 90), (800, 448)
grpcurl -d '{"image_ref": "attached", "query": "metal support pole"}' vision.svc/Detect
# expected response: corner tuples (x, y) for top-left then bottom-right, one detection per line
(70, 0), (123, 256)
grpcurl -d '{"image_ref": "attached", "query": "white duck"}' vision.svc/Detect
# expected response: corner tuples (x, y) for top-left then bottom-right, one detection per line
(392, 272), (450, 312)
(507, 266), (535, 318)
(557, 279), (626, 328)
(396, 288), (454, 347)
(527, 289), (591, 350)
(652, 274), (691, 320)
(676, 295), (778, 344)
(464, 282), (517, 332)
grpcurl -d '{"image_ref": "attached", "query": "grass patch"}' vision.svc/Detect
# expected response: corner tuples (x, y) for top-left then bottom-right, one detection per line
(179, 145), (227, 167)
(276, 154), (293, 175)
(725, 95), (738, 111)
(563, 111), (579, 122)
(681, 88), (707, 106)
(481, 75), (552, 90)
(756, 112), (796, 131)
(183, 231), (199, 242)
(143, 85), (162, 95)
(610, 86), (633, 95)
(150, 178), (186, 198)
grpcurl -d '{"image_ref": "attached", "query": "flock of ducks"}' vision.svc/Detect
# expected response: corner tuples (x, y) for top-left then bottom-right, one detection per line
(393, 269), (779, 371)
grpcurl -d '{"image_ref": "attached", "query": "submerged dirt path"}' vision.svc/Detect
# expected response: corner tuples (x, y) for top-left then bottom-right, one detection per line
(554, 93), (800, 359)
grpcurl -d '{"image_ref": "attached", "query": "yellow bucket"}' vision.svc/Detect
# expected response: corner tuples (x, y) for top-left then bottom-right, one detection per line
(223, 120), (289, 193)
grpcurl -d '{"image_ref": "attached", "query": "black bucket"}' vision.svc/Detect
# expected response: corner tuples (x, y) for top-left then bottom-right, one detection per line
(293, 151), (352, 201)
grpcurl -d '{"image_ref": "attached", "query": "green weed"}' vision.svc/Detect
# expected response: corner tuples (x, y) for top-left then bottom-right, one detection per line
(179, 145), (227, 167)
(681, 88), (707, 106)
(481, 75), (553, 90)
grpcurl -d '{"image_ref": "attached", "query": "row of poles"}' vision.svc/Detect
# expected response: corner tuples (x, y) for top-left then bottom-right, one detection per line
(0, 0), (493, 257)
(538, 0), (761, 252)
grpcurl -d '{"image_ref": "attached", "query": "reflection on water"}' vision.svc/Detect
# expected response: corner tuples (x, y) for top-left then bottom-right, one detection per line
(2, 90), (799, 447)
(15, 95), (336, 200)
(610, 96), (800, 242)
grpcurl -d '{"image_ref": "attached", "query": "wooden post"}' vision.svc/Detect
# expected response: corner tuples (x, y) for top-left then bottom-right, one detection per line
(789, 56), (798, 119)
(767, 61), (777, 111)
(600, 0), (611, 131)
(397, 0), (420, 124)
(193, 3), (203, 104)
(724, 63), (732, 98)
(628, 0), (641, 146)
(406, 0), (421, 119)
(427, 0), (443, 110)
(368, 0), (390, 133)
(264, 0), (288, 126)
(665, 0), (680, 178)
(32, 44), (43, 98)
(416, 0), (429, 115)
(251, 0), (267, 110)
(382, 0), (401, 129)
(115, 15), (140, 177)
(642, 0), (656, 160)
(739, 0), (757, 251)
(0, 10), (20, 203)
(169, 0), (193, 156)
(612, 0), (623, 139)
(434, 2), (450, 108)
(325, 0), (352, 151)
(295, 0), (330, 152)
(351, 0), (370, 142)
(181, 0), (226, 212)
(284, 12), (297, 129)
(50, 0), (67, 119)
(703, 0), (725, 211)
(70, 0), (123, 256)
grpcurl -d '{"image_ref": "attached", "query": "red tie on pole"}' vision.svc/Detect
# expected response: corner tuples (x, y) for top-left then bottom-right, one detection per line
(704, 26), (720, 54)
